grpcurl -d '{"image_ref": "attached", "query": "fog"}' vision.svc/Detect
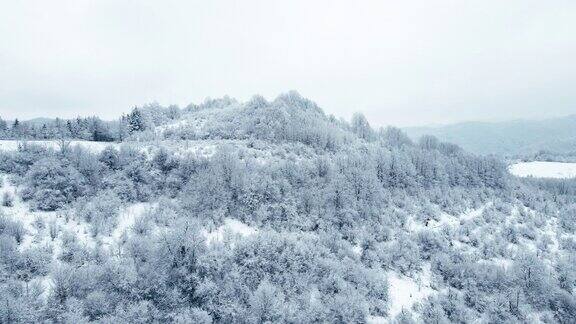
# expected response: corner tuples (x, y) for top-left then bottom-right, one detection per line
(1, 0), (575, 126)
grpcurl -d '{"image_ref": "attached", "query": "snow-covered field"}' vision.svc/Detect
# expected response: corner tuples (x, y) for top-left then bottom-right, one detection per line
(509, 161), (576, 179)
(0, 140), (118, 153)
(0, 139), (219, 159)
(387, 265), (434, 319)
(367, 265), (434, 323)
(204, 218), (258, 245)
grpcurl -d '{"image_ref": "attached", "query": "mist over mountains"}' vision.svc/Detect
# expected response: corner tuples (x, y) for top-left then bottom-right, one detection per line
(405, 115), (576, 157)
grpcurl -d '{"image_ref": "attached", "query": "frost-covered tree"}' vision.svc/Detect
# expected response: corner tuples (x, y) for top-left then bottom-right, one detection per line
(0, 93), (575, 322)
(128, 107), (147, 133)
(351, 112), (375, 141)
(22, 157), (87, 210)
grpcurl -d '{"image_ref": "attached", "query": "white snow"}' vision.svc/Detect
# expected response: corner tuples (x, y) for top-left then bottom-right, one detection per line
(172, 141), (216, 158)
(1, 173), (95, 299)
(0, 139), (219, 159)
(0, 173), (163, 299)
(1, 174), (95, 253)
(366, 315), (387, 324)
(0, 173), (155, 255)
(155, 119), (193, 134)
(490, 258), (513, 270)
(0, 140), (118, 153)
(204, 218), (258, 245)
(408, 203), (489, 232)
(509, 161), (576, 179)
(386, 264), (434, 320)
(101, 202), (153, 248)
(367, 264), (435, 323)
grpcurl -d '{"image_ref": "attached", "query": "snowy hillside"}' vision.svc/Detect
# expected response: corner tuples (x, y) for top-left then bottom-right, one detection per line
(1, 93), (575, 323)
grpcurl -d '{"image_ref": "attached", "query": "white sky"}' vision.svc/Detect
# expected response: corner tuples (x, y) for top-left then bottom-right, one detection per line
(1, 0), (575, 126)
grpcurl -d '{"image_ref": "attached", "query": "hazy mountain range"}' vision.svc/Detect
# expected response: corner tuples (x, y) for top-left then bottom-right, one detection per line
(404, 114), (576, 156)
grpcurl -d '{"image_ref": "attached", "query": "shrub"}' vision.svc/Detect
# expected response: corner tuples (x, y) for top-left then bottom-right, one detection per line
(0, 215), (26, 244)
(131, 214), (151, 236)
(98, 146), (121, 170)
(76, 191), (122, 236)
(48, 220), (60, 241)
(173, 308), (213, 324)
(2, 191), (14, 207)
(559, 204), (576, 232)
(25, 158), (87, 211)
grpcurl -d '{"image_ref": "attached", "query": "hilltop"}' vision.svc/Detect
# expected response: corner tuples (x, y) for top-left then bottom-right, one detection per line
(0, 93), (575, 323)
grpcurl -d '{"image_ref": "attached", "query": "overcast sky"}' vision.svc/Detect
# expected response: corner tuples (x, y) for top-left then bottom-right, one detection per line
(1, 0), (575, 126)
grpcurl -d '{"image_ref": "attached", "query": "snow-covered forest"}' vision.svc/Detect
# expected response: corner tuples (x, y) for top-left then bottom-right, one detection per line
(1, 92), (575, 323)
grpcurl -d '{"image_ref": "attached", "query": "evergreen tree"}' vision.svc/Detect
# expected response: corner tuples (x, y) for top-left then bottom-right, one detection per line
(0, 117), (7, 138)
(89, 117), (113, 142)
(117, 115), (130, 141)
(40, 124), (50, 139)
(128, 107), (146, 133)
(11, 119), (21, 137)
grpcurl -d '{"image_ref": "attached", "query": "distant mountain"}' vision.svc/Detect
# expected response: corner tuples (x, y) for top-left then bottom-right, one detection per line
(24, 117), (58, 125)
(0, 117), (57, 126)
(404, 115), (576, 156)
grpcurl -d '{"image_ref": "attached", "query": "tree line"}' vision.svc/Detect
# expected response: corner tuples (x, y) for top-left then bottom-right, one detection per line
(0, 102), (182, 142)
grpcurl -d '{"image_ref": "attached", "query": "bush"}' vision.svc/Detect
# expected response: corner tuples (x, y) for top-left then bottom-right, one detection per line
(17, 247), (52, 278)
(58, 231), (91, 265)
(84, 291), (112, 320)
(2, 191), (14, 207)
(559, 204), (576, 232)
(24, 158), (87, 211)
(48, 220), (60, 241)
(98, 146), (121, 170)
(173, 307), (213, 324)
(0, 215), (25, 244)
(131, 214), (151, 236)
(76, 191), (122, 236)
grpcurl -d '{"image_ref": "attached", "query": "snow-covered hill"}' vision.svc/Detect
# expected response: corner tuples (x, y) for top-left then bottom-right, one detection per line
(1, 93), (575, 323)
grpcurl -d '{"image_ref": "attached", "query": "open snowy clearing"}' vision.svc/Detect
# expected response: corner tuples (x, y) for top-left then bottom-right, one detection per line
(367, 264), (434, 324)
(387, 264), (434, 319)
(0, 139), (118, 153)
(509, 161), (576, 179)
(204, 218), (258, 245)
